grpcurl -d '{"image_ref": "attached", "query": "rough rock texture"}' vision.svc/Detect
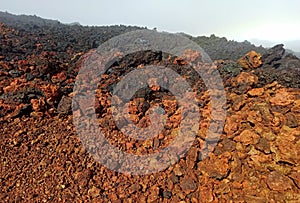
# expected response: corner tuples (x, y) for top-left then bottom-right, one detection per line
(1, 18), (300, 202)
(255, 44), (300, 89)
(238, 50), (262, 69)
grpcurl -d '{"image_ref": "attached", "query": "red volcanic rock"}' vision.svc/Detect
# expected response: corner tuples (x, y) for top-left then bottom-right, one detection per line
(269, 88), (295, 106)
(30, 97), (45, 112)
(233, 129), (260, 145)
(51, 71), (67, 83)
(266, 171), (293, 191)
(1, 21), (300, 202)
(180, 176), (198, 194)
(238, 50), (262, 69)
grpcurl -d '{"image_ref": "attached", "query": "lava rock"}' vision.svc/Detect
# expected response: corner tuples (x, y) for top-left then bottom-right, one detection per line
(263, 44), (285, 65)
(57, 96), (72, 115)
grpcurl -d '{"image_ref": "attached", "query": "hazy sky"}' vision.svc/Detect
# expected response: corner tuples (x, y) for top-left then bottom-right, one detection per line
(2, 0), (300, 43)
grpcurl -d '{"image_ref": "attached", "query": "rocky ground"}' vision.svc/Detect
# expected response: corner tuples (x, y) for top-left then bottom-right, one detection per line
(1, 15), (300, 202)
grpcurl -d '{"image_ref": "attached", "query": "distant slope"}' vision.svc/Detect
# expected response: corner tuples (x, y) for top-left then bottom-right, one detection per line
(191, 34), (267, 61)
(0, 11), (146, 61)
(294, 52), (300, 59)
(250, 38), (300, 54)
(0, 11), (61, 28)
(1, 11), (269, 61)
(283, 40), (300, 52)
(286, 49), (300, 59)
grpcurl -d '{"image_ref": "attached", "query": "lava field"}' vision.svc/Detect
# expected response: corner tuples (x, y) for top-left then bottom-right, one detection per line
(1, 15), (300, 202)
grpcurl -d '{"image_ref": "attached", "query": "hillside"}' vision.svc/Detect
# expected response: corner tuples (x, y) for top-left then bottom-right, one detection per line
(1, 11), (268, 61)
(1, 12), (300, 202)
(0, 11), (60, 28)
(192, 34), (267, 61)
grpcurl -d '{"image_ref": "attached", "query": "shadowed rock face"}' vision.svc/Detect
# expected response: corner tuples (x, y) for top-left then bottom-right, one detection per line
(1, 14), (300, 202)
(262, 44), (286, 66)
(255, 44), (300, 88)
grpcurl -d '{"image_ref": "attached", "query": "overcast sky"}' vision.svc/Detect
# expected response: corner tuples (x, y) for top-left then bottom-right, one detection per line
(2, 0), (300, 46)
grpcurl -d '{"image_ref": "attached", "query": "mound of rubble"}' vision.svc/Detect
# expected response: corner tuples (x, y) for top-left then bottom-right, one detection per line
(1, 20), (300, 202)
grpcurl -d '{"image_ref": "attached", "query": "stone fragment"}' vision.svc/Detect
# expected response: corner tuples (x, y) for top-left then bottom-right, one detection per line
(233, 129), (260, 145)
(247, 87), (264, 96)
(162, 191), (172, 199)
(197, 154), (230, 179)
(238, 50), (262, 69)
(51, 71), (67, 83)
(269, 88), (295, 106)
(128, 184), (141, 194)
(284, 112), (298, 128)
(57, 96), (72, 115)
(266, 171), (293, 191)
(235, 72), (258, 85)
(88, 186), (100, 197)
(180, 176), (197, 194)
(31, 97), (45, 112)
